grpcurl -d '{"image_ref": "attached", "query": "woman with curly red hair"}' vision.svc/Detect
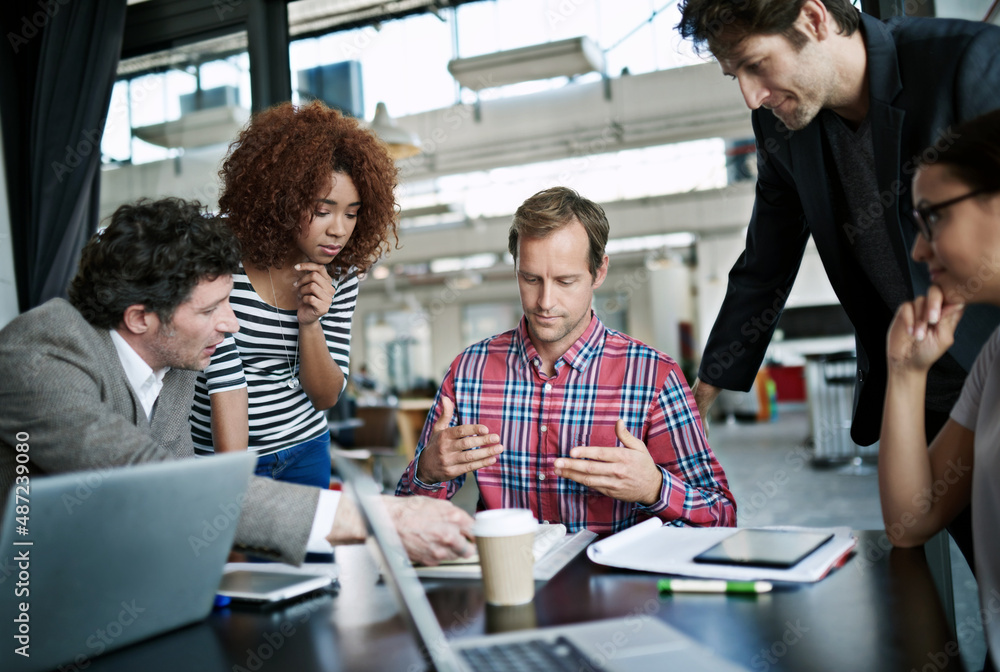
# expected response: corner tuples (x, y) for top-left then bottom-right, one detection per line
(189, 101), (398, 486)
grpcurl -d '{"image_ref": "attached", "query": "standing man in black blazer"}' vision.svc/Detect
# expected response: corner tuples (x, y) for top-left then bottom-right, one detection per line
(677, 0), (1000, 559)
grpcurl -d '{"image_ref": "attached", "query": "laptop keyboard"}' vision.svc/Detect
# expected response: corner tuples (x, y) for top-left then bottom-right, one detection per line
(459, 636), (609, 672)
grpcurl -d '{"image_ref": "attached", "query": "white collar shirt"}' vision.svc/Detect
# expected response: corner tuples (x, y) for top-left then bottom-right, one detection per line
(109, 329), (169, 420)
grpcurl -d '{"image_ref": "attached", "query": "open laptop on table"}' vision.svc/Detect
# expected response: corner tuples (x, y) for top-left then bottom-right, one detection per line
(1, 453), (256, 672)
(335, 456), (749, 672)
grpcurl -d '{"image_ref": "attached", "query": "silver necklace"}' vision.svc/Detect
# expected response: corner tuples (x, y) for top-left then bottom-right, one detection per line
(267, 269), (300, 389)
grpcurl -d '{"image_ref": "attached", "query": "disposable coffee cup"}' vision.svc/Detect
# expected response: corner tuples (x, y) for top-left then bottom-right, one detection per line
(473, 509), (538, 606)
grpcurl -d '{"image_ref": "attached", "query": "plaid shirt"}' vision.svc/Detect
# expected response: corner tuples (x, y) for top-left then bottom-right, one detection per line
(396, 314), (735, 533)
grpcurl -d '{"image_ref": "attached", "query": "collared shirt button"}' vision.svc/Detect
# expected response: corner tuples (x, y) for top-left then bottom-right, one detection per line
(540, 426), (547, 433)
(538, 473), (546, 480)
(543, 383), (552, 392)
(533, 358), (540, 367)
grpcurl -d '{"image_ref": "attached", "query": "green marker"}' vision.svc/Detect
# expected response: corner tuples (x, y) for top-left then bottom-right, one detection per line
(658, 579), (772, 594)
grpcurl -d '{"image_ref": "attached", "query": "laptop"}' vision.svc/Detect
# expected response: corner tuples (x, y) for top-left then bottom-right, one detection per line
(1, 453), (256, 672)
(335, 456), (750, 672)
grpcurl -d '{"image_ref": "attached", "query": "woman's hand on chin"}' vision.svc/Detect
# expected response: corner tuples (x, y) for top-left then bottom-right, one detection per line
(887, 284), (965, 375)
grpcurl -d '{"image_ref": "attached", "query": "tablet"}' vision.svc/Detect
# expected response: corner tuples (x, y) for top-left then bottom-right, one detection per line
(693, 529), (835, 569)
(217, 569), (333, 603)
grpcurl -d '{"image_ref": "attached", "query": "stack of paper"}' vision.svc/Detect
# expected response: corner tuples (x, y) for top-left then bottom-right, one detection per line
(587, 519), (856, 582)
(416, 524), (597, 581)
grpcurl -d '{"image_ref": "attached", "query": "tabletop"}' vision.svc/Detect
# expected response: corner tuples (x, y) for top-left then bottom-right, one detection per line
(86, 530), (964, 672)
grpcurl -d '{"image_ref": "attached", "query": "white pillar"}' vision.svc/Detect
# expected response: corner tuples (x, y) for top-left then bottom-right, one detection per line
(647, 263), (692, 358)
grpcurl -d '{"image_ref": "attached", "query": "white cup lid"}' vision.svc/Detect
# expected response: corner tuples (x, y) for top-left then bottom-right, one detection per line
(472, 509), (538, 537)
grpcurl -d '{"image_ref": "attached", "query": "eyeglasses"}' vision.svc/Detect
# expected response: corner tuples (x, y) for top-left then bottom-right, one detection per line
(913, 189), (989, 241)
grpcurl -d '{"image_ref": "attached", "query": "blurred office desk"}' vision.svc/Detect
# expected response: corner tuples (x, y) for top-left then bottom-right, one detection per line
(396, 398), (434, 461)
(87, 531), (962, 672)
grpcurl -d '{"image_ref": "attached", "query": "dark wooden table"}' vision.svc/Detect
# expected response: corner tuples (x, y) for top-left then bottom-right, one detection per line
(87, 531), (963, 672)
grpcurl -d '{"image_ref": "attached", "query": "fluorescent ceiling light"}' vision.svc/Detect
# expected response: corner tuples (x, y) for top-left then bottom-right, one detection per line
(605, 233), (696, 255)
(131, 106), (250, 148)
(448, 36), (604, 91)
(430, 253), (497, 274)
(399, 203), (461, 219)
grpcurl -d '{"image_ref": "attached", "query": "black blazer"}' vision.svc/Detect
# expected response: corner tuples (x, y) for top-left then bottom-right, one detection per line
(699, 13), (1000, 445)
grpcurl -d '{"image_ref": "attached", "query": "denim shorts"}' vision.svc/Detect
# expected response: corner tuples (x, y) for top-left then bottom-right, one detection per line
(254, 430), (331, 488)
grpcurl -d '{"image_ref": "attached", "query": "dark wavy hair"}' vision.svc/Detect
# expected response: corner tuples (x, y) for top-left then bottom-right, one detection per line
(921, 109), (1000, 194)
(677, 0), (860, 59)
(69, 198), (242, 329)
(218, 101), (398, 277)
(509, 187), (609, 278)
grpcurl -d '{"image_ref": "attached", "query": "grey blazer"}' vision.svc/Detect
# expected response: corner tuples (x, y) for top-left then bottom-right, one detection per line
(0, 299), (318, 565)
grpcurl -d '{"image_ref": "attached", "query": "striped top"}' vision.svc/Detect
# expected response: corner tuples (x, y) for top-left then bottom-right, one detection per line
(396, 314), (736, 533)
(190, 265), (358, 455)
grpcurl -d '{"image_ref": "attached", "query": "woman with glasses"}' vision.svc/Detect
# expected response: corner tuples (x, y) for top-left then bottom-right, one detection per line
(880, 108), (1000, 669)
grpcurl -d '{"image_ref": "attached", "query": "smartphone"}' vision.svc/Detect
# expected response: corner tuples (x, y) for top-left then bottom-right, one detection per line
(693, 529), (834, 569)
(217, 569), (333, 603)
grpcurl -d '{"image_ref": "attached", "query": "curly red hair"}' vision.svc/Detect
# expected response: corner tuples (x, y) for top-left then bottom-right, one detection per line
(218, 101), (398, 277)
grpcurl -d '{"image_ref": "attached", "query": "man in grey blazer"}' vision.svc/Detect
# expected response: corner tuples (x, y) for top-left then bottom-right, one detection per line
(0, 198), (474, 566)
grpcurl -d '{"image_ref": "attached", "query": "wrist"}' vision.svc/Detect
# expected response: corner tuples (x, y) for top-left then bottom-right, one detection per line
(326, 497), (365, 545)
(299, 316), (322, 330)
(415, 454), (439, 486)
(641, 468), (663, 506)
(886, 359), (931, 381)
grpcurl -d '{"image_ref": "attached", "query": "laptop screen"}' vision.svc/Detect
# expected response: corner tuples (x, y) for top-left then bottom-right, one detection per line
(335, 457), (467, 672)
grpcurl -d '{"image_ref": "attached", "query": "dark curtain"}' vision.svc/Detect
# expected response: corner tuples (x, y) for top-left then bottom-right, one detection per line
(0, 0), (126, 312)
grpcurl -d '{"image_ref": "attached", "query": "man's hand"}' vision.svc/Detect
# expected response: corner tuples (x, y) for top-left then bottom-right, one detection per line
(382, 496), (476, 566)
(326, 495), (476, 566)
(691, 378), (721, 436)
(887, 285), (965, 376)
(415, 397), (504, 484)
(553, 419), (663, 506)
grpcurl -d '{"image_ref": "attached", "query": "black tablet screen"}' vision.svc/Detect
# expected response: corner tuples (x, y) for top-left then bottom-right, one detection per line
(693, 529), (835, 569)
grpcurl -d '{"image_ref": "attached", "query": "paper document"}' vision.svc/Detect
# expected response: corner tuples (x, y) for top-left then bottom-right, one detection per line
(587, 519), (856, 583)
(416, 524), (596, 581)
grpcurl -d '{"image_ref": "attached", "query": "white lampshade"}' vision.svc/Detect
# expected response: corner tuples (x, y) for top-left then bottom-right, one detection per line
(370, 102), (421, 160)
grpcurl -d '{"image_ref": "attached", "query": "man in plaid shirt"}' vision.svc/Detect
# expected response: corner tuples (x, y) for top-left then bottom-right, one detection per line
(396, 187), (735, 533)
